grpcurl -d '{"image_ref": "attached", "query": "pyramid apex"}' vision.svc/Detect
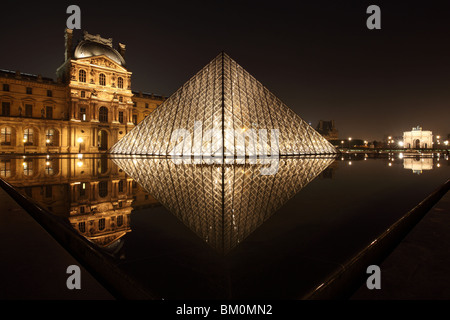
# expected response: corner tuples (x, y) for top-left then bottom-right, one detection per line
(110, 53), (336, 156)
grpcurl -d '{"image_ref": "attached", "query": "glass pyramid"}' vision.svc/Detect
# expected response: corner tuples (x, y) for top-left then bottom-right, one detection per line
(112, 156), (334, 254)
(109, 52), (336, 156)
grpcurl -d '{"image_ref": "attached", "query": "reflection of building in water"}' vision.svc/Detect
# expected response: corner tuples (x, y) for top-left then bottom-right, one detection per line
(403, 126), (433, 149)
(403, 157), (433, 174)
(316, 120), (338, 140)
(319, 159), (338, 179)
(113, 156), (334, 254)
(0, 156), (158, 253)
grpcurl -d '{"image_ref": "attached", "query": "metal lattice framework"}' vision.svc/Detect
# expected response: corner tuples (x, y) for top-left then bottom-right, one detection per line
(110, 52), (336, 156)
(112, 156), (334, 254)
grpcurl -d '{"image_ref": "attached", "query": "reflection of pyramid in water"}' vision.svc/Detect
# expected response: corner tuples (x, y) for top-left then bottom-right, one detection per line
(110, 52), (336, 155)
(112, 157), (334, 254)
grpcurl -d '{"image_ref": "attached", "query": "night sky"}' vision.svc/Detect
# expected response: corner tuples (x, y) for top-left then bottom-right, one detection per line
(1, 0), (449, 140)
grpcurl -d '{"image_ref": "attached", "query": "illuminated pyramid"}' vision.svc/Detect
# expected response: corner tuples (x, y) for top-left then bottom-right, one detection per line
(110, 52), (336, 156)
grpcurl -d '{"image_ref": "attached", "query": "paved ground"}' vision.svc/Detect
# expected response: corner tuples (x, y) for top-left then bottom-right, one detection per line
(1, 181), (449, 300)
(351, 190), (450, 300)
(0, 187), (114, 300)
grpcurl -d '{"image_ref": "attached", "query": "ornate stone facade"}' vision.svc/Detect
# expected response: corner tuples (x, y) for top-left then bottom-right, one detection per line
(0, 29), (165, 154)
(403, 126), (433, 149)
(0, 155), (159, 251)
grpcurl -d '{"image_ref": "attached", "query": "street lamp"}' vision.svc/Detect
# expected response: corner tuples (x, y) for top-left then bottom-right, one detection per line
(23, 138), (26, 154)
(348, 137), (352, 150)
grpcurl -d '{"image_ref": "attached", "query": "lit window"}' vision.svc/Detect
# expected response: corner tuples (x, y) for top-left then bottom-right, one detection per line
(1, 127), (12, 145)
(79, 107), (86, 121)
(45, 161), (54, 175)
(23, 160), (33, 176)
(24, 128), (34, 145)
(0, 160), (11, 177)
(118, 77), (123, 89)
(46, 129), (55, 146)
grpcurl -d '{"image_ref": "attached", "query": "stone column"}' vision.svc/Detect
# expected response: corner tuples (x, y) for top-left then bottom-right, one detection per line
(71, 101), (77, 120)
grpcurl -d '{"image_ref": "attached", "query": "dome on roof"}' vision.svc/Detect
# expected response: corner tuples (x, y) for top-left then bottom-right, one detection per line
(74, 40), (126, 67)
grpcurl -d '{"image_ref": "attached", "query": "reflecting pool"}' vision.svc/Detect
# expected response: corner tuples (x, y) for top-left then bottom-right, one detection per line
(1, 152), (449, 299)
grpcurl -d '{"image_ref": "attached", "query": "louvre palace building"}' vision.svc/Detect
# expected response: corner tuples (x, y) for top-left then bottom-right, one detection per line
(0, 28), (165, 154)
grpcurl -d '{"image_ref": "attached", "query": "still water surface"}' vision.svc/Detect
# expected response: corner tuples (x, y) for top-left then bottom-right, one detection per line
(1, 152), (448, 298)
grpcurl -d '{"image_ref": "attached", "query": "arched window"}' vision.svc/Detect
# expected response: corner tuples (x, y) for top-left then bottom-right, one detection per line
(117, 77), (123, 89)
(46, 129), (54, 146)
(23, 159), (33, 176)
(1, 127), (12, 145)
(45, 159), (59, 175)
(45, 160), (54, 175)
(99, 73), (106, 86)
(0, 160), (11, 178)
(99, 107), (108, 123)
(79, 70), (86, 82)
(24, 128), (34, 146)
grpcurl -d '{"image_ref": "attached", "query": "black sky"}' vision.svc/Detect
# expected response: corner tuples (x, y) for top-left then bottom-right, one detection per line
(1, 0), (449, 140)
